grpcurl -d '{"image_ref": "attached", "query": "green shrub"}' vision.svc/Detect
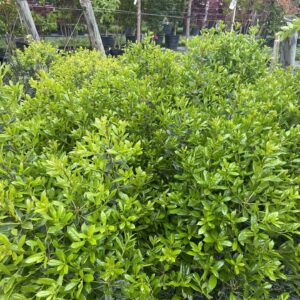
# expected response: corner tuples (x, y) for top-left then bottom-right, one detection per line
(7, 41), (57, 95)
(0, 30), (300, 299)
(186, 27), (268, 85)
(0, 65), (23, 131)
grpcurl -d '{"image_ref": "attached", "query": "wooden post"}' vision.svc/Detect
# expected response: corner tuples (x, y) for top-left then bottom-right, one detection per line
(280, 31), (298, 68)
(137, 0), (142, 42)
(272, 33), (281, 68)
(79, 0), (105, 54)
(186, 0), (193, 38)
(203, 0), (210, 28)
(229, 0), (238, 32)
(16, 0), (40, 41)
(230, 5), (237, 32)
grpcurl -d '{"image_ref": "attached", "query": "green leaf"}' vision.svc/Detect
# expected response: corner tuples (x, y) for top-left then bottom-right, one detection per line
(230, 293), (236, 300)
(100, 211), (107, 225)
(64, 282), (78, 292)
(48, 225), (63, 234)
(238, 229), (253, 245)
(71, 241), (85, 249)
(17, 235), (26, 250)
(221, 240), (232, 247)
(36, 278), (56, 285)
(36, 290), (53, 298)
(48, 259), (63, 267)
(67, 226), (82, 242)
(277, 293), (289, 300)
(83, 274), (94, 283)
(24, 253), (44, 265)
(4, 277), (15, 293)
(208, 275), (217, 290)
(0, 263), (11, 275)
(124, 274), (135, 283)
(11, 294), (28, 300)
(55, 249), (66, 262)
(0, 233), (10, 246)
(261, 176), (282, 183)
(21, 222), (33, 230)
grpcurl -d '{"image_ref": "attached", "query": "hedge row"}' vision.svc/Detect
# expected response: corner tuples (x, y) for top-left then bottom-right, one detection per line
(0, 29), (300, 299)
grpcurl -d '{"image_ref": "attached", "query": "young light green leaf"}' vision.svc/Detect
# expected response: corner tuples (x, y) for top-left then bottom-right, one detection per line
(208, 275), (217, 290)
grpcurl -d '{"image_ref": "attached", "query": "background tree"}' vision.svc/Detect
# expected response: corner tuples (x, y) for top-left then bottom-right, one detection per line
(92, 0), (120, 33)
(223, 0), (296, 36)
(0, 0), (20, 35)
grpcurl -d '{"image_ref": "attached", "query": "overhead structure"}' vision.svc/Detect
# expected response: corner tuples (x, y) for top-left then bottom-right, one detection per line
(79, 0), (105, 54)
(16, 0), (40, 41)
(188, 0), (224, 29)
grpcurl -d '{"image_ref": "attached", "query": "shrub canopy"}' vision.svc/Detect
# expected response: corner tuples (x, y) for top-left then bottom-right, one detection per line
(0, 29), (300, 300)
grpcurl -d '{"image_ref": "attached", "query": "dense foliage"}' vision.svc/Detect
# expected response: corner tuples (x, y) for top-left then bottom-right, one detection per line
(1, 29), (300, 299)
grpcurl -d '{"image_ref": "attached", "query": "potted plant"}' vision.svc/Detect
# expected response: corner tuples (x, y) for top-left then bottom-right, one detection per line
(45, 11), (59, 35)
(107, 25), (124, 56)
(31, 11), (57, 37)
(100, 20), (114, 49)
(163, 17), (173, 35)
(191, 25), (200, 36)
(165, 20), (180, 50)
(15, 37), (29, 51)
(108, 34), (125, 57)
(101, 35), (114, 49)
(77, 23), (86, 36)
(126, 30), (137, 44)
(101, 26), (115, 49)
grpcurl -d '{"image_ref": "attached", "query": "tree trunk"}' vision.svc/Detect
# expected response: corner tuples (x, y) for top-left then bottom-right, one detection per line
(186, 0), (193, 38)
(16, 0), (40, 41)
(137, 0), (141, 42)
(79, 0), (105, 54)
(203, 0), (210, 27)
(280, 32), (298, 68)
(230, 5), (237, 32)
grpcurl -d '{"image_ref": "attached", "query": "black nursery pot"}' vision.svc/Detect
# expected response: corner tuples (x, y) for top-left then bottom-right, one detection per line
(191, 27), (200, 36)
(48, 32), (61, 37)
(163, 24), (173, 35)
(165, 35), (179, 50)
(0, 48), (6, 56)
(0, 48), (6, 63)
(126, 35), (137, 44)
(109, 48), (125, 57)
(15, 38), (29, 51)
(125, 27), (133, 36)
(57, 46), (76, 53)
(101, 35), (114, 49)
